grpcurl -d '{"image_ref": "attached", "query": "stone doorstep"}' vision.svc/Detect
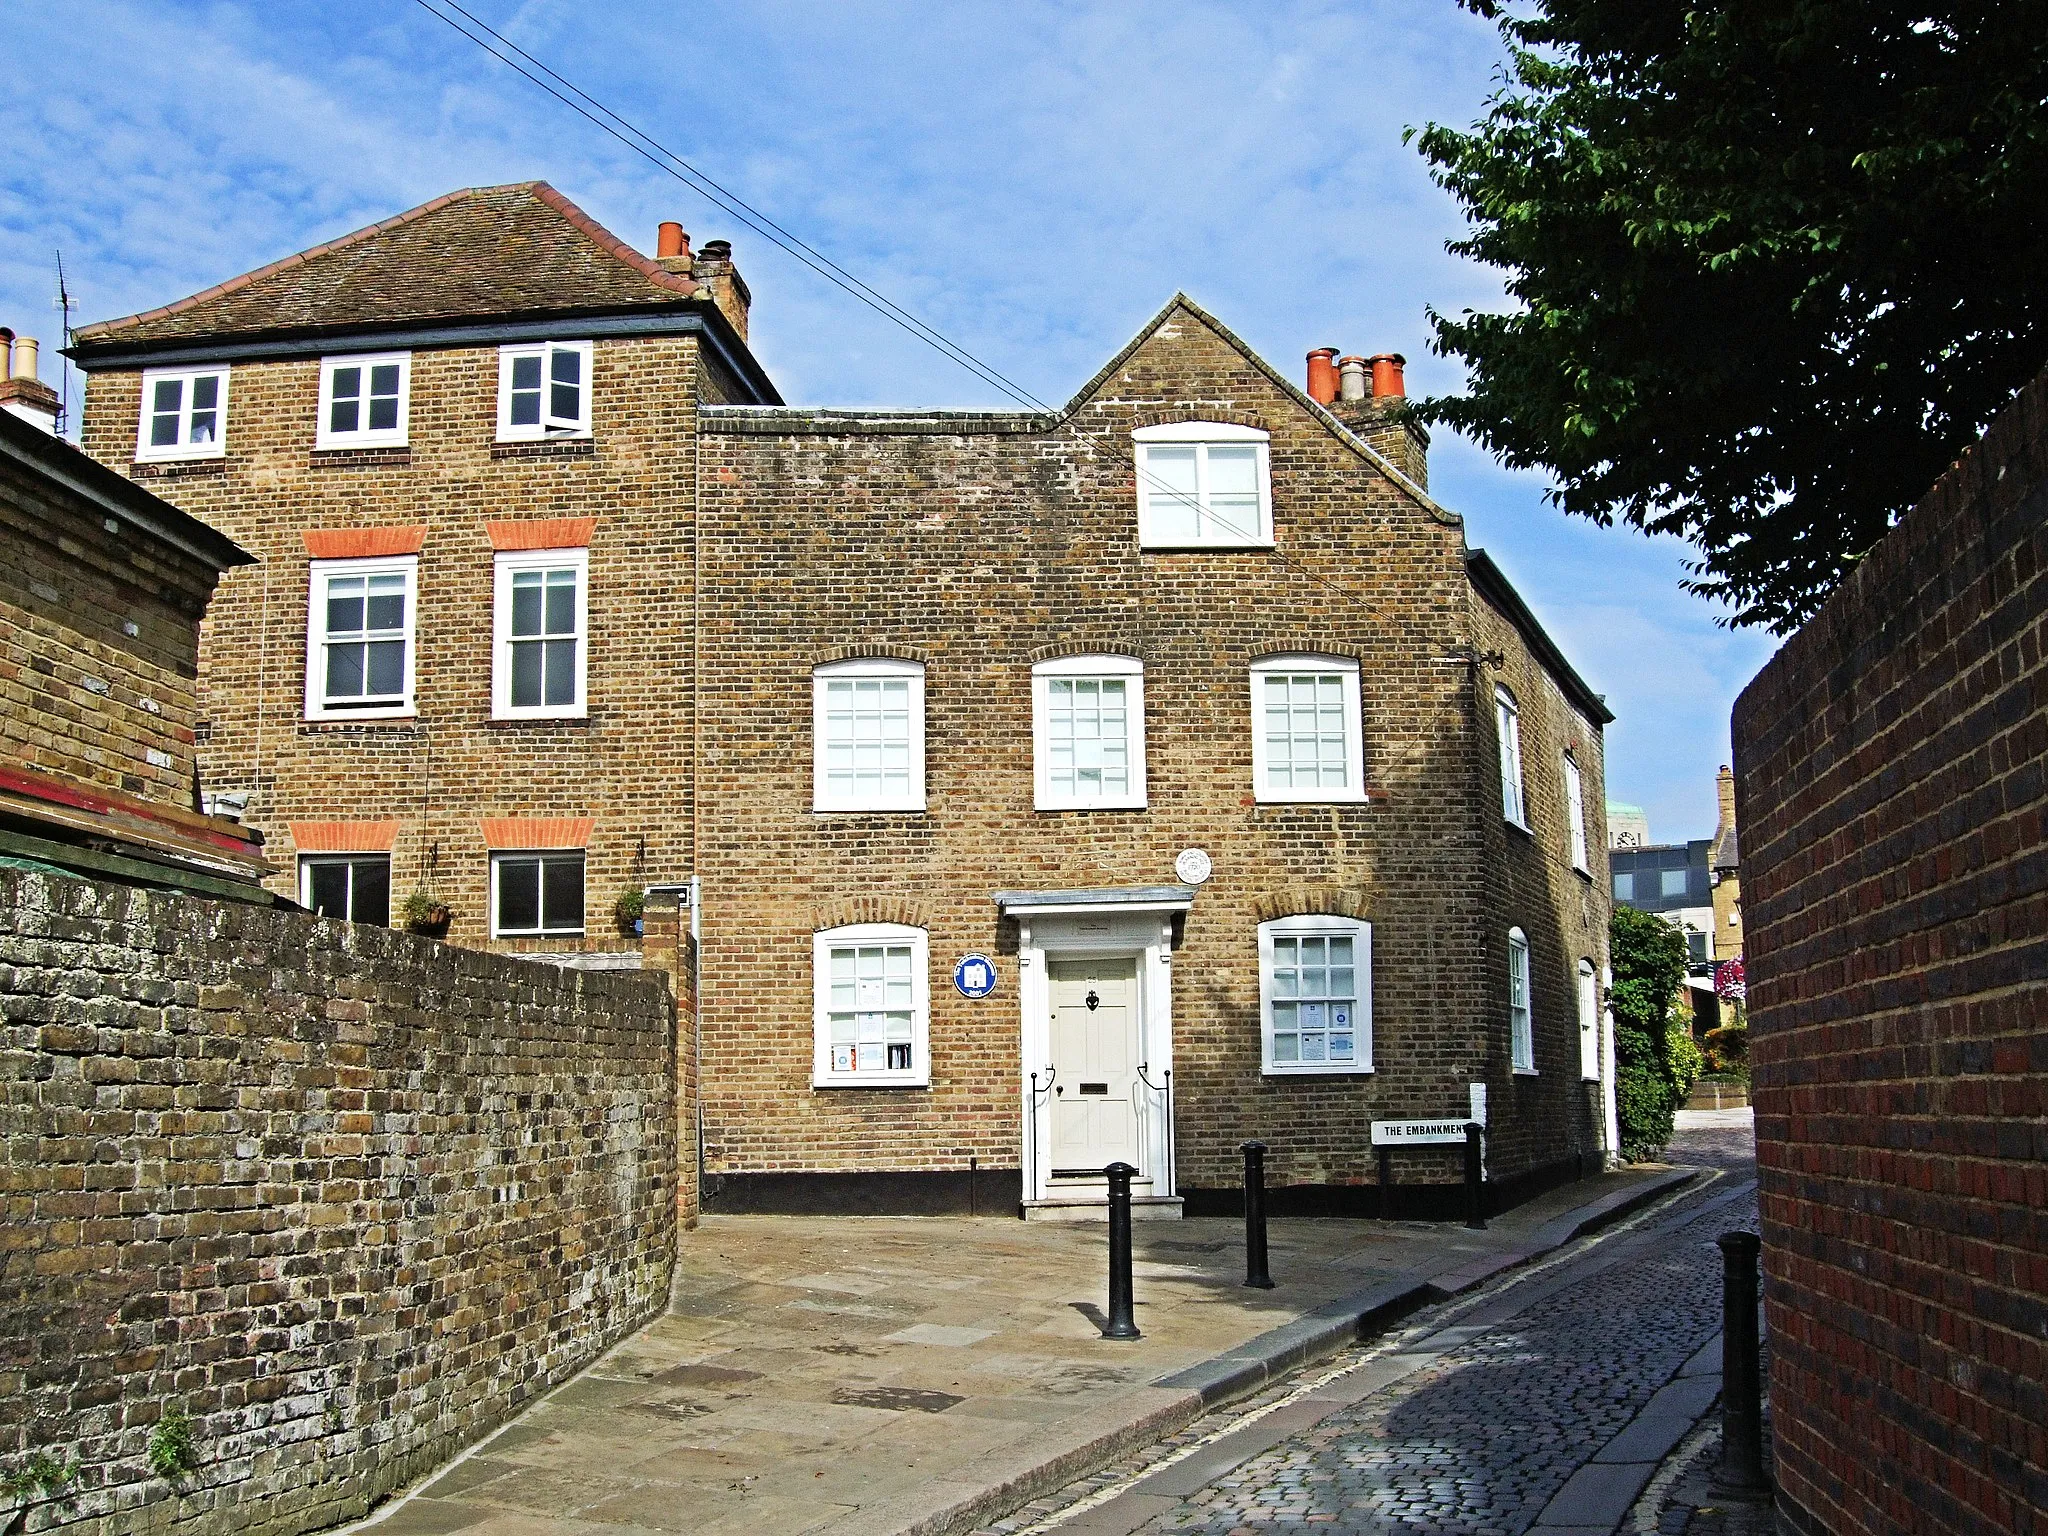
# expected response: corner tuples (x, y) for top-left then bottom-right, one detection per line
(1022, 1196), (1185, 1224)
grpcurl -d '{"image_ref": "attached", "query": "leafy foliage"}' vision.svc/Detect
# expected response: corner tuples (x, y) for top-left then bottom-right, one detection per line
(1410, 2), (2048, 631)
(1610, 905), (1691, 1157)
(0, 1451), (75, 1507)
(147, 1405), (198, 1483)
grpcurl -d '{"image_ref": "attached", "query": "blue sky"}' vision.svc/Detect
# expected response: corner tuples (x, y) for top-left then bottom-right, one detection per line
(0, 0), (1776, 841)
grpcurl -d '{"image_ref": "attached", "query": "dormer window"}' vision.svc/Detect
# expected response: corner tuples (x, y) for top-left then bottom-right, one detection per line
(497, 340), (592, 440)
(1133, 422), (1272, 548)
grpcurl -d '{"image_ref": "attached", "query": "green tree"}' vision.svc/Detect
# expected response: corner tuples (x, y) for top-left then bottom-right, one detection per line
(1609, 905), (1691, 1158)
(1410, 2), (2048, 632)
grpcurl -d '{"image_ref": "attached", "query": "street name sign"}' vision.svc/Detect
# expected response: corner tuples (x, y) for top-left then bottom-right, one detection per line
(1370, 1118), (1474, 1146)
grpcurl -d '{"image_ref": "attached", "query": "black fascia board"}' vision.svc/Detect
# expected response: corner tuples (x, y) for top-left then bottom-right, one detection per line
(66, 300), (783, 406)
(0, 410), (253, 572)
(1464, 548), (1615, 725)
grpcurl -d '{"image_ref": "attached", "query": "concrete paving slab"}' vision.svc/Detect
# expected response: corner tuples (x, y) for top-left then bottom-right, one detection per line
(343, 1162), (1698, 1536)
(1679, 1331), (1724, 1376)
(1595, 1374), (1722, 1463)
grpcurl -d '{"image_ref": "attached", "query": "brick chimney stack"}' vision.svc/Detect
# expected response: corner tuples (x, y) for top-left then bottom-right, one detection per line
(0, 330), (60, 435)
(1315, 345), (1428, 490)
(692, 239), (752, 343)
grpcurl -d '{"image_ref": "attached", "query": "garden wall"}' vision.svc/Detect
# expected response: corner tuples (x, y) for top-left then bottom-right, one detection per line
(0, 869), (676, 1536)
(1732, 365), (2048, 1536)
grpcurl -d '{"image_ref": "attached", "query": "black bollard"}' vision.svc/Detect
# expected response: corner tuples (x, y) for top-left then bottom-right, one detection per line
(1716, 1231), (1769, 1495)
(1101, 1161), (1141, 1340)
(1463, 1122), (1486, 1229)
(1242, 1140), (1274, 1289)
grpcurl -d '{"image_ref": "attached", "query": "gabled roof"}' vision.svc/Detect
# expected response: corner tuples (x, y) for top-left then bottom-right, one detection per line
(69, 182), (705, 353)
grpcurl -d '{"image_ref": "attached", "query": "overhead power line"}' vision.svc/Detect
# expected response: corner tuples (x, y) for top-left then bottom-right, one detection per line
(409, 0), (1414, 613)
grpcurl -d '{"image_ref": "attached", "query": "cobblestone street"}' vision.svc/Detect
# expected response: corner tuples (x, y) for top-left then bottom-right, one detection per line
(985, 1115), (1760, 1536)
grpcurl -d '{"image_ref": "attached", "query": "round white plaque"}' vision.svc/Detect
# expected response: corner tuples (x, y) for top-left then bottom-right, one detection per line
(1175, 847), (1213, 885)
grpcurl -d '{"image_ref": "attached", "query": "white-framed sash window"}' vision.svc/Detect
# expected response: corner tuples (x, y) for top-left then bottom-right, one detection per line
(300, 855), (392, 927)
(813, 658), (926, 812)
(317, 353), (410, 449)
(497, 339), (592, 440)
(812, 922), (930, 1088)
(1250, 654), (1365, 803)
(1133, 422), (1273, 547)
(492, 546), (589, 718)
(1563, 752), (1590, 871)
(1578, 958), (1601, 1080)
(1509, 926), (1535, 1073)
(136, 366), (229, 461)
(1497, 687), (1528, 828)
(1032, 654), (1146, 811)
(491, 850), (586, 937)
(305, 556), (417, 720)
(1259, 914), (1372, 1074)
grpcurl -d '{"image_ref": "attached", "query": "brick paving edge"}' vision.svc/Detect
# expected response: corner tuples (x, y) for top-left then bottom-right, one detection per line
(868, 1165), (1704, 1536)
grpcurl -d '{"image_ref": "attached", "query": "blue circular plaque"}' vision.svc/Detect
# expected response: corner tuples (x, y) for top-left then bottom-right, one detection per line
(953, 953), (998, 999)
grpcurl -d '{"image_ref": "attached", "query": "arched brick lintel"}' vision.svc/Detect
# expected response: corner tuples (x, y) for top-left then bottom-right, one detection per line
(1251, 885), (1373, 924)
(811, 896), (930, 933)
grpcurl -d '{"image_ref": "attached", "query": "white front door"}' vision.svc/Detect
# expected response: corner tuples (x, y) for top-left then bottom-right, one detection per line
(1047, 956), (1141, 1178)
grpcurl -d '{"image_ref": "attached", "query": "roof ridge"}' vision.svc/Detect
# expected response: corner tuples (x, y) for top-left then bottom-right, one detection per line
(71, 181), (702, 341)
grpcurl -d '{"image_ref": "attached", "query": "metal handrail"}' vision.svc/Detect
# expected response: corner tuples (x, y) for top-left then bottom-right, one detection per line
(1025, 1065), (1056, 1200)
(1135, 1061), (1174, 1197)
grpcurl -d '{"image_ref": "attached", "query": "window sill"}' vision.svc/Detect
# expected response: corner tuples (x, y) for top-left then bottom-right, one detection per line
(1254, 791), (1370, 807)
(812, 1077), (931, 1091)
(1505, 818), (1533, 837)
(312, 445), (411, 466)
(1140, 539), (1276, 553)
(130, 457), (226, 479)
(1262, 1065), (1374, 1077)
(1512, 1067), (1540, 1077)
(490, 711), (590, 725)
(495, 931), (588, 942)
(1035, 799), (1149, 814)
(305, 708), (415, 724)
(492, 438), (595, 460)
(1573, 863), (1593, 880)
(812, 804), (927, 816)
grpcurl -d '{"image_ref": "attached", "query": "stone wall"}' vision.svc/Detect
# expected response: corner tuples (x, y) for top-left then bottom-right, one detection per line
(0, 870), (675, 1536)
(1732, 367), (2048, 1536)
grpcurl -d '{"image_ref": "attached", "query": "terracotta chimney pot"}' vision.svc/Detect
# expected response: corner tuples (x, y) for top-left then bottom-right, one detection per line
(1305, 347), (1339, 405)
(1367, 353), (1406, 400)
(657, 221), (689, 259)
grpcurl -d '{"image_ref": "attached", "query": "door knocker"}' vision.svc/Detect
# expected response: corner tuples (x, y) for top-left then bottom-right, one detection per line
(1085, 990), (1100, 1011)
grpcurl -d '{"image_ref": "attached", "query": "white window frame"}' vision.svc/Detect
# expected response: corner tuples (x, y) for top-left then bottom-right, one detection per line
(135, 365), (230, 462)
(304, 555), (417, 722)
(1259, 914), (1373, 1075)
(1249, 654), (1366, 804)
(1031, 654), (1147, 811)
(316, 352), (411, 450)
(1496, 687), (1528, 829)
(496, 339), (593, 441)
(489, 849), (586, 938)
(812, 922), (931, 1088)
(298, 854), (393, 927)
(1509, 926), (1536, 1073)
(1577, 958), (1601, 1080)
(491, 546), (590, 720)
(1132, 421), (1273, 548)
(1563, 752), (1590, 871)
(812, 658), (926, 813)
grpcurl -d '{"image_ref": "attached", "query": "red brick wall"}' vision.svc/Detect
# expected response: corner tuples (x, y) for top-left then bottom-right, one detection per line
(1732, 368), (2048, 1536)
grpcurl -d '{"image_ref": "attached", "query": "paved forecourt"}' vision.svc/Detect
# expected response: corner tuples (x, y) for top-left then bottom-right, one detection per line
(336, 1160), (1696, 1536)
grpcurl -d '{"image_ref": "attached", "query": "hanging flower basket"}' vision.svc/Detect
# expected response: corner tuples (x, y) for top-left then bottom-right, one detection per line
(614, 888), (646, 937)
(401, 892), (453, 939)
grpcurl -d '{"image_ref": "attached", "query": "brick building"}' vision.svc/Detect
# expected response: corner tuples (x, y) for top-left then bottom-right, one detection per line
(0, 401), (270, 900)
(1733, 364), (2048, 1536)
(68, 183), (1616, 1214)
